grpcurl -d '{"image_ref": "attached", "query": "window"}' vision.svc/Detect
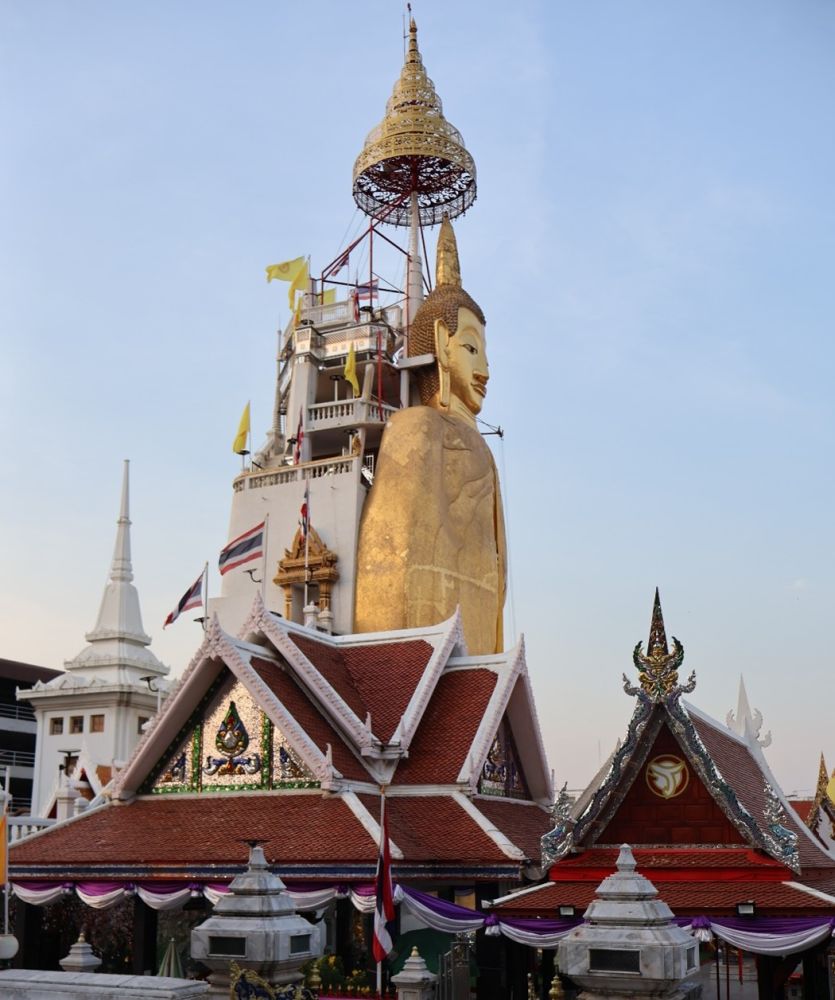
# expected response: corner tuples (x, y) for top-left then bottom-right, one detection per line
(90, 714), (105, 733)
(50, 717), (64, 735)
(137, 716), (149, 734)
(70, 716), (83, 734)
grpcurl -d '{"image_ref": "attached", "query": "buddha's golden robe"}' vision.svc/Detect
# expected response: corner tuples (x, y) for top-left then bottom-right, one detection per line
(354, 406), (506, 654)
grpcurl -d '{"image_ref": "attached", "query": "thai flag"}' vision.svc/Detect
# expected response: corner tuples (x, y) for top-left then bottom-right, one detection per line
(293, 408), (304, 465)
(327, 248), (350, 277)
(164, 569), (204, 628)
(356, 279), (379, 301)
(299, 482), (310, 541)
(218, 521), (265, 576)
(372, 795), (396, 963)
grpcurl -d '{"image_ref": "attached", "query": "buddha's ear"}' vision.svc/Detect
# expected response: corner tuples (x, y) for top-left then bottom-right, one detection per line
(433, 318), (452, 410)
(434, 317), (451, 367)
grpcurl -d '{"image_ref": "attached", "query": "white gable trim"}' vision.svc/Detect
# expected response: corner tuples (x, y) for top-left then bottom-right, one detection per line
(451, 791), (525, 861)
(340, 789), (404, 860)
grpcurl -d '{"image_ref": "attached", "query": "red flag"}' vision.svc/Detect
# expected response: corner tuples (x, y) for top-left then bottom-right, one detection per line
(372, 794), (395, 962)
(299, 482), (310, 541)
(293, 408), (304, 464)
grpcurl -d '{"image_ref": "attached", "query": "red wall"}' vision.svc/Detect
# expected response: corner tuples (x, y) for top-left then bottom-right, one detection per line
(601, 725), (745, 846)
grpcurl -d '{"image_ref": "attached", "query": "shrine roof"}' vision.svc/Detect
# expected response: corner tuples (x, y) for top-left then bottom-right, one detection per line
(10, 790), (534, 880)
(392, 668), (497, 784)
(790, 800), (814, 822)
(473, 797), (552, 862)
(286, 631), (434, 743)
(9, 794), (377, 869)
(551, 846), (790, 875)
(686, 705), (834, 871)
(249, 656), (369, 781)
(490, 875), (835, 916)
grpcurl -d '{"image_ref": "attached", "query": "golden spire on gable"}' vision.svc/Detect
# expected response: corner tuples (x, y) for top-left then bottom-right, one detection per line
(352, 18), (477, 227)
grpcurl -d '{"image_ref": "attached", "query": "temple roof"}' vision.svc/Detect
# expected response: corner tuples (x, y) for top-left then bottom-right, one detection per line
(11, 597), (552, 884)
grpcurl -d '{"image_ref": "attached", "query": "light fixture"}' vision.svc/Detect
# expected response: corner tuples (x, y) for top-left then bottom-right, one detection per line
(558, 905), (576, 917)
(736, 901), (756, 917)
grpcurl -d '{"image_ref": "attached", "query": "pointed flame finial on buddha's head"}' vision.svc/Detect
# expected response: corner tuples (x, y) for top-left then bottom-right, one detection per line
(436, 213), (462, 288)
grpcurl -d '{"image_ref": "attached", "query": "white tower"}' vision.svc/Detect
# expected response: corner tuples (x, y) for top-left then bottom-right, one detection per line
(22, 461), (170, 817)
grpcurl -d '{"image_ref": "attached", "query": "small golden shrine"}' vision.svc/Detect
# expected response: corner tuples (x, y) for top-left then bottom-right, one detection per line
(274, 527), (339, 620)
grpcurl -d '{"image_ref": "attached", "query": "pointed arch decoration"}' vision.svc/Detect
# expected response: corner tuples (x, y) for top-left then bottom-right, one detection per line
(479, 717), (530, 800)
(142, 669), (318, 795)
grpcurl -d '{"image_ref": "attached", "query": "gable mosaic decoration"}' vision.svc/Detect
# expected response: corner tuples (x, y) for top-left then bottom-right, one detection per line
(144, 670), (317, 795)
(645, 754), (689, 800)
(479, 717), (529, 799)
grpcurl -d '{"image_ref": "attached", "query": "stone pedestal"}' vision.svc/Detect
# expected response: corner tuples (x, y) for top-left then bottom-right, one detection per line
(190, 843), (323, 996)
(391, 947), (438, 1000)
(558, 844), (701, 999)
(59, 932), (102, 973)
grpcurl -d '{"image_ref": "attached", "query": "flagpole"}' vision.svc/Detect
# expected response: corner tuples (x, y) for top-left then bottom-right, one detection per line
(303, 487), (310, 608)
(376, 788), (384, 999)
(2, 766), (9, 936)
(202, 561), (209, 632)
(261, 515), (269, 603)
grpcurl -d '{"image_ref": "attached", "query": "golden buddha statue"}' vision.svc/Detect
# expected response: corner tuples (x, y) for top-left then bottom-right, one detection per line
(354, 217), (506, 654)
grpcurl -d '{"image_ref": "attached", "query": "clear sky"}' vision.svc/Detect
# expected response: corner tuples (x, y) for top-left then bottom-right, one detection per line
(2, 1), (833, 797)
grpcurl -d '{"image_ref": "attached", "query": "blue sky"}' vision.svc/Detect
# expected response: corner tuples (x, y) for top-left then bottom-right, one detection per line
(2, 1), (833, 795)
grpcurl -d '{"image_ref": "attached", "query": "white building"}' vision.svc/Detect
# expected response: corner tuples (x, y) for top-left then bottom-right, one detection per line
(21, 461), (170, 818)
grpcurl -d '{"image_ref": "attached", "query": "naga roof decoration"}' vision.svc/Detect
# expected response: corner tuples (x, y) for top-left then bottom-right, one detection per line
(542, 592), (805, 872)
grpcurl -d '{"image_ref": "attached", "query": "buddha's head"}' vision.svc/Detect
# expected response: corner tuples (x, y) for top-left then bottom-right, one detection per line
(409, 216), (488, 425)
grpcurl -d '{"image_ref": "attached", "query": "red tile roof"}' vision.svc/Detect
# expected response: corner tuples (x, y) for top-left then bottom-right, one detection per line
(249, 658), (369, 781)
(287, 634), (434, 743)
(492, 877), (835, 917)
(10, 794), (376, 868)
(688, 712), (835, 871)
(357, 794), (513, 864)
(394, 669), (497, 784)
(552, 847), (789, 876)
(474, 798), (552, 862)
(789, 799), (814, 823)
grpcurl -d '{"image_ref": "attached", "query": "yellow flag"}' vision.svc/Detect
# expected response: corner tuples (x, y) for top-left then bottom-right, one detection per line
(266, 256), (308, 309)
(232, 401), (250, 455)
(293, 294), (304, 327)
(288, 259), (310, 310)
(344, 343), (360, 396)
(322, 288), (337, 305)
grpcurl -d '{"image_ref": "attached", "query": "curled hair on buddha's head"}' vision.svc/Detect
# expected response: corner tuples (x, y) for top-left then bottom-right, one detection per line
(408, 214), (485, 406)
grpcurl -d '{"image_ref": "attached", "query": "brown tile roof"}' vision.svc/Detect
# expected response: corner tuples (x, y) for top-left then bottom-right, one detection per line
(10, 794), (376, 868)
(688, 712), (835, 871)
(357, 794), (512, 864)
(394, 669), (497, 784)
(554, 847), (787, 873)
(249, 657), (369, 781)
(789, 799), (814, 823)
(287, 634), (434, 743)
(474, 798), (552, 862)
(492, 877), (835, 917)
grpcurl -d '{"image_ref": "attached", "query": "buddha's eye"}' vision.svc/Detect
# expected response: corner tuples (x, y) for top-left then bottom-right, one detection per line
(464, 343), (477, 354)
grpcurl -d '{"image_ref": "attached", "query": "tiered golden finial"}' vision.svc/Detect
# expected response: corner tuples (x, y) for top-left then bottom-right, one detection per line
(353, 18), (476, 226)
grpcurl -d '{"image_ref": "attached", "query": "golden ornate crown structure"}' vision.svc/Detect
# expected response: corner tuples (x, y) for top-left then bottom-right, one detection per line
(353, 18), (476, 227)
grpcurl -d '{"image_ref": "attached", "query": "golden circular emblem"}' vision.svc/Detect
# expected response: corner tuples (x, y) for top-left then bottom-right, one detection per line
(645, 754), (689, 799)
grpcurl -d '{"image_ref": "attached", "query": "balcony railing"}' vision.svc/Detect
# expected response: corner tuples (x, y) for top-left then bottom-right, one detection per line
(0, 701), (35, 722)
(234, 455), (359, 493)
(306, 398), (398, 431)
(0, 749), (36, 768)
(8, 816), (55, 842)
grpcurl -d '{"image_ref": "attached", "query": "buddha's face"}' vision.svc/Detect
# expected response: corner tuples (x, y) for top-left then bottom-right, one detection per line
(443, 307), (489, 417)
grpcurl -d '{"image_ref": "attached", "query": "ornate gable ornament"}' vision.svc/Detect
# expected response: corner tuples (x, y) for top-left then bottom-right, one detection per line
(622, 589), (695, 704)
(542, 591), (802, 872)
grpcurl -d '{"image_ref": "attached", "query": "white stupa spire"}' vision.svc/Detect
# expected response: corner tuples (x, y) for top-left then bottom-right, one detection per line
(726, 675), (771, 748)
(66, 460), (168, 682)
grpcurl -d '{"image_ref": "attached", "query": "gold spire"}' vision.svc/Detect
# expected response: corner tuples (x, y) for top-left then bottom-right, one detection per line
(353, 19), (476, 227)
(436, 214), (461, 288)
(647, 587), (669, 658)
